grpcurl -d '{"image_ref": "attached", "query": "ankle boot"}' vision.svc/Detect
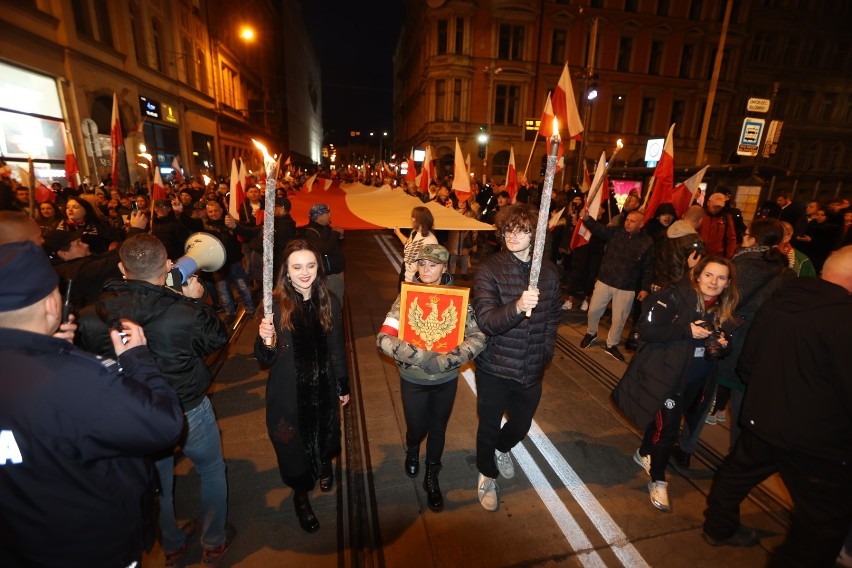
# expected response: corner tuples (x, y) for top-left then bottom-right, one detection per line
(293, 491), (319, 533)
(405, 445), (420, 478)
(422, 462), (444, 512)
(319, 460), (334, 492)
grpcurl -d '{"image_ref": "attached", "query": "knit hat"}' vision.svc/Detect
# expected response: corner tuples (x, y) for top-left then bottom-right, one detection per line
(43, 229), (85, 255)
(416, 244), (449, 264)
(309, 203), (330, 222)
(0, 241), (59, 311)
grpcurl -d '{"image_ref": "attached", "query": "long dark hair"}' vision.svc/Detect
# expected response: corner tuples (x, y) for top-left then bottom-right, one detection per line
(411, 206), (434, 237)
(274, 239), (333, 333)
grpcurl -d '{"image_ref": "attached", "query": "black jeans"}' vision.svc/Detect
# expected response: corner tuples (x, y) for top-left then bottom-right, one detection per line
(704, 429), (852, 568)
(475, 371), (542, 479)
(400, 377), (458, 464)
(639, 377), (709, 482)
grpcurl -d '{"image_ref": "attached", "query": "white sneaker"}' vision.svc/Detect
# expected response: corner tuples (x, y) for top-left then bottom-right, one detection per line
(561, 299), (573, 310)
(648, 480), (671, 512)
(633, 449), (651, 476)
(477, 474), (499, 512)
(495, 450), (515, 479)
(580, 299), (589, 311)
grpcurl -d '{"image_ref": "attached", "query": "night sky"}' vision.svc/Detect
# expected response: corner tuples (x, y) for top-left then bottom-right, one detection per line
(298, 1), (404, 145)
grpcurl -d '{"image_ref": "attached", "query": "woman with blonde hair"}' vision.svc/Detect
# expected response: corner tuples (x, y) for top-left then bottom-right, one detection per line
(256, 239), (349, 533)
(612, 255), (740, 512)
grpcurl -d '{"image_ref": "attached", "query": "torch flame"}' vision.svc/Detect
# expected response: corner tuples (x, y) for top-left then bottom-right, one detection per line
(202, 174), (211, 186)
(616, 139), (624, 150)
(552, 117), (560, 138)
(252, 138), (275, 166)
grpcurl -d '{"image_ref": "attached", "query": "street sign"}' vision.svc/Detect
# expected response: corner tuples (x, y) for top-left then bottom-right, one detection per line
(81, 118), (102, 157)
(747, 98), (771, 113)
(644, 138), (664, 162)
(761, 120), (784, 158)
(737, 117), (765, 157)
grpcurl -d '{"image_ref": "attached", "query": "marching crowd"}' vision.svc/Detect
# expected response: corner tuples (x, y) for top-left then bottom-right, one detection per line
(0, 163), (850, 568)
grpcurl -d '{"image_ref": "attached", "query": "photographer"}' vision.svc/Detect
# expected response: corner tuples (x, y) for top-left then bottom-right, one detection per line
(611, 256), (740, 512)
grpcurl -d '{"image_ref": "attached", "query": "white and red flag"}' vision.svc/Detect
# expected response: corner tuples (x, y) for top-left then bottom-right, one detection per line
(228, 159), (244, 219)
(171, 155), (184, 183)
(570, 152), (607, 250)
(109, 92), (123, 186)
(405, 147), (416, 182)
(506, 147), (518, 203)
(538, 95), (565, 169)
(151, 166), (167, 202)
(418, 145), (432, 193)
(63, 130), (80, 189)
(550, 63), (584, 141)
(672, 165), (709, 218)
(302, 172), (318, 193)
(451, 138), (471, 202)
(644, 123), (676, 220)
(17, 166), (54, 203)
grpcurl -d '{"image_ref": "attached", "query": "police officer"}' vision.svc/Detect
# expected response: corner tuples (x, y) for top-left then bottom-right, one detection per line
(0, 241), (183, 567)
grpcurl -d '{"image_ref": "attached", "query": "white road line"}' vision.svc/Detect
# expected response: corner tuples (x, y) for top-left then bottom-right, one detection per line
(461, 368), (648, 568)
(374, 234), (402, 273)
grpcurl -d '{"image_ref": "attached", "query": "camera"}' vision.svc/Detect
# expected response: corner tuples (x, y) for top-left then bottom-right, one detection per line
(697, 320), (724, 359)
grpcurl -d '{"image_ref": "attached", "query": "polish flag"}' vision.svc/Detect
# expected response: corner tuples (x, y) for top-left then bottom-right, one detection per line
(570, 152), (606, 250)
(228, 159), (244, 219)
(151, 166), (167, 202)
(550, 63), (584, 141)
(405, 147), (416, 182)
(539, 95), (565, 170)
(644, 124), (676, 220)
(17, 166), (54, 203)
(302, 172), (318, 193)
(171, 155), (184, 183)
(451, 138), (471, 202)
(418, 145), (432, 193)
(672, 165), (709, 218)
(506, 147), (518, 203)
(109, 93), (123, 187)
(63, 130), (80, 189)
(580, 161), (592, 193)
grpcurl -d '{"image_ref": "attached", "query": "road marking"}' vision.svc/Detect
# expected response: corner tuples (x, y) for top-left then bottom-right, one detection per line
(461, 368), (648, 568)
(374, 234), (402, 273)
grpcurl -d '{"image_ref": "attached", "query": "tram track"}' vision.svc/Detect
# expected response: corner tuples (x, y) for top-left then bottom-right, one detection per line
(555, 334), (792, 530)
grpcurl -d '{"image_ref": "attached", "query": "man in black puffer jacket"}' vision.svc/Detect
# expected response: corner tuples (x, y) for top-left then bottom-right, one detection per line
(77, 234), (234, 565)
(472, 204), (561, 512)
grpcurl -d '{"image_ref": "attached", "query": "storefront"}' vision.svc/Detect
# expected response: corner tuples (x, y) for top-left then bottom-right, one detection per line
(138, 95), (181, 180)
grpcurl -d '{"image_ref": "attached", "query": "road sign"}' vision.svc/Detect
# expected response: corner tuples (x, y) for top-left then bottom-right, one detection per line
(747, 98), (771, 113)
(761, 120), (784, 158)
(737, 117), (765, 157)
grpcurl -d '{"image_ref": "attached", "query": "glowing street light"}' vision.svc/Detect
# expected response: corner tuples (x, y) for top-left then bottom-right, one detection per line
(240, 27), (255, 41)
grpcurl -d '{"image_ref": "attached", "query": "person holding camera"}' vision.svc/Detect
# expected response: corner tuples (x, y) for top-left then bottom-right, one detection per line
(611, 255), (740, 512)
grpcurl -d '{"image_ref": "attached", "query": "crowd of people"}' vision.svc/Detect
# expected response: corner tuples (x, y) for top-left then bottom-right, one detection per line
(1, 160), (850, 567)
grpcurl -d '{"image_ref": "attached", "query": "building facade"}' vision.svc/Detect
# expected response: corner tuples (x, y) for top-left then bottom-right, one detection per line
(394, 0), (851, 212)
(0, 0), (321, 189)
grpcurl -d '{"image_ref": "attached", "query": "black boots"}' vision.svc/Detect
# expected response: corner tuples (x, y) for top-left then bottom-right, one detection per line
(319, 460), (334, 492)
(405, 445), (420, 478)
(423, 462), (444, 512)
(293, 491), (319, 533)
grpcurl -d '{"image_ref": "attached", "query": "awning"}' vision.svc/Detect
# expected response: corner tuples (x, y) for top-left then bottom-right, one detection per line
(288, 181), (495, 231)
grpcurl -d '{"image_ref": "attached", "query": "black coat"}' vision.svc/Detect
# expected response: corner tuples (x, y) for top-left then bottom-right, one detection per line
(77, 280), (227, 411)
(0, 329), (183, 567)
(737, 277), (852, 463)
(583, 217), (655, 292)
(301, 221), (345, 274)
(472, 249), (562, 387)
(254, 294), (349, 482)
(611, 279), (721, 430)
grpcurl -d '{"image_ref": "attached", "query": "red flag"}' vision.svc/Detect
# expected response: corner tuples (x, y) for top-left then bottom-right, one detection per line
(571, 152), (606, 250)
(405, 147), (416, 182)
(63, 130), (80, 189)
(228, 159), (244, 219)
(644, 124), (675, 220)
(506, 147), (518, 203)
(302, 172), (318, 192)
(151, 167), (166, 202)
(451, 138), (471, 202)
(538, 94), (555, 137)
(109, 93), (123, 186)
(671, 165), (709, 218)
(581, 162), (592, 193)
(551, 63), (584, 141)
(418, 145), (432, 193)
(171, 156), (184, 183)
(18, 166), (55, 203)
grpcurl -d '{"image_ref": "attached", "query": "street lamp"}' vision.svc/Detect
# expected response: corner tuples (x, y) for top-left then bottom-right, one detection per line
(484, 66), (502, 185)
(239, 26), (255, 41)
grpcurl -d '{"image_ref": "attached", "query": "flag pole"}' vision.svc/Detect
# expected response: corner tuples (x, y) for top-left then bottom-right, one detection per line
(522, 133), (540, 182)
(585, 140), (623, 208)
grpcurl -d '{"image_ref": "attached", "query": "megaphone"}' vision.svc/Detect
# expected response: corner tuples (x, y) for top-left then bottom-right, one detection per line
(166, 232), (227, 288)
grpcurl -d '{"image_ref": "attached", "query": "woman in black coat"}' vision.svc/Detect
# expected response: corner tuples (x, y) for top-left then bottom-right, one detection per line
(256, 240), (350, 533)
(612, 255), (739, 513)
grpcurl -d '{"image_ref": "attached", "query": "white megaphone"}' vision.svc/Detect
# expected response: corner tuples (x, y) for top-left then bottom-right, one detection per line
(166, 232), (227, 288)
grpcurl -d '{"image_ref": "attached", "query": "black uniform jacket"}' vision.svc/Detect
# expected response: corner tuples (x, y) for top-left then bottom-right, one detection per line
(0, 329), (183, 567)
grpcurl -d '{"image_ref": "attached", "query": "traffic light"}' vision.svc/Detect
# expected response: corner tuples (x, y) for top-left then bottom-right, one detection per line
(477, 125), (488, 159)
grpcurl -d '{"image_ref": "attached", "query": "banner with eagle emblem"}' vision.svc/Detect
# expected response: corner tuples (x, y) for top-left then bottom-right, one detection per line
(398, 283), (469, 353)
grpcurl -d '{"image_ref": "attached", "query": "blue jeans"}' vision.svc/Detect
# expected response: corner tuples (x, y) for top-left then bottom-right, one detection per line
(216, 262), (255, 316)
(155, 396), (228, 550)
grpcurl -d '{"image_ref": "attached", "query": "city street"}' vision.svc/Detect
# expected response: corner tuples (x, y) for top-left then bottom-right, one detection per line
(149, 230), (791, 567)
